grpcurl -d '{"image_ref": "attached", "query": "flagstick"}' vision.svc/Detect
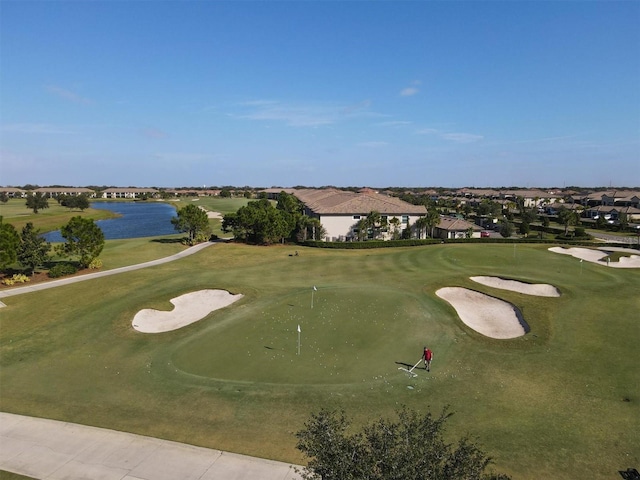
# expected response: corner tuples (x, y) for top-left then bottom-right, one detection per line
(297, 325), (301, 355)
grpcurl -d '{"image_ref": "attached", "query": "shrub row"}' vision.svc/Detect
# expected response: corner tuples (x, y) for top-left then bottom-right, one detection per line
(1, 274), (31, 286)
(48, 263), (78, 278)
(303, 237), (637, 250)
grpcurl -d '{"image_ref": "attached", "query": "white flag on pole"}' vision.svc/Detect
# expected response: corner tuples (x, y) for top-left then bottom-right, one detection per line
(297, 324), (301, 333)
(313, 286), (317, 291)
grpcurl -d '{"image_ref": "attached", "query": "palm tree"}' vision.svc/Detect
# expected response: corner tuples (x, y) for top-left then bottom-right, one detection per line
(414, 216), (428, 239)
(424, 209), (441, 238)
(389, 217), (401, 240)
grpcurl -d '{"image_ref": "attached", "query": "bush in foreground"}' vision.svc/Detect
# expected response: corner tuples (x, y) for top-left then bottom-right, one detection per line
(296, 407), (510, 480)
(48, 263), (78, 278)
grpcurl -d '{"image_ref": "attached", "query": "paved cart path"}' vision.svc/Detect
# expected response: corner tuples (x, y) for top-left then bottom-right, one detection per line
(0, 412), (302, 480)
(0, 241), (215, 300)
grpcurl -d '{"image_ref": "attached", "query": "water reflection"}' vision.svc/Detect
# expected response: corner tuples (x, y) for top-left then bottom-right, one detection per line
(43, 202), (178, 242)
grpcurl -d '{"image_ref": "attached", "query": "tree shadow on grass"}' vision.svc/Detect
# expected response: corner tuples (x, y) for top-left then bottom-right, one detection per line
(150, 238), (184, 244)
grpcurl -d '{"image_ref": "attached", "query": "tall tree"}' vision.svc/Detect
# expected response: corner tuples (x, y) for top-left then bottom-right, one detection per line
(414, 216), (426, 239)
(59, 194), (90, 211)
(389, 217), (401, 240)
(296, 407), (510, 480)
(0, 217), (20, 271)
(296, 216), (326, 242)
(17, 222), (51, 275)
(57, 216), (105, 268)
(424, 209), (441, 238)
(25, 192), (49, 214)
(226, 199), (295, 244)
(499, 220), (514, 238)
(171, 204), (211, 245)
(557, 207), (578, 236)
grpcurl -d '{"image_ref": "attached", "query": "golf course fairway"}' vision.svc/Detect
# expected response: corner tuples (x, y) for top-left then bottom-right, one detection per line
(0, 241), (638, 479)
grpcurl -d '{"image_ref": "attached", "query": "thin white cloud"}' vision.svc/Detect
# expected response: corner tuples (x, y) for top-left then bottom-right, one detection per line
(400, 87), (419, 97)
(417, 127), (484, 143)
(234, 99), (377, 127)
(441, 132), (484, 143)
(141, 127), (168, 139)
(377, 120), (412, 127)
(154, 153), (213, 162)
(400, 80), (421, 97)
(357, 141), (389, 148)
(45, 85), (94, 105)
(1, 123), (76, 134)
(343, 99), (372, 114)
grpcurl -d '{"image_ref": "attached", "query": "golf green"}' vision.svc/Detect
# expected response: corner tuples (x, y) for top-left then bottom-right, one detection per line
(172, 286), (446, 384)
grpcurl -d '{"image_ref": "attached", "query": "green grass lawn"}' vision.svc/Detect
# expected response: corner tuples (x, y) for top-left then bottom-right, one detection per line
(0, 198), (117, 233)
(0, 242), (638, 479)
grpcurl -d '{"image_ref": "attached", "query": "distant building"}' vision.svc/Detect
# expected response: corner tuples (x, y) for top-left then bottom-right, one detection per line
(35, 187), (96, 198)
(101, 188), (159, 199)
(292, 188), (427, 241)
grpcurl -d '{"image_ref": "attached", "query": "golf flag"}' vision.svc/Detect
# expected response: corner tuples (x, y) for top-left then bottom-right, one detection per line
(580, 259), (583, 263)
(313, 286), (317, 291)
(298, 324), (301, 333)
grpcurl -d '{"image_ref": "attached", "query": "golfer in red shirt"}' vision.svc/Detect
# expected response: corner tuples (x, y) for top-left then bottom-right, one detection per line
(423, 347), (433, 372)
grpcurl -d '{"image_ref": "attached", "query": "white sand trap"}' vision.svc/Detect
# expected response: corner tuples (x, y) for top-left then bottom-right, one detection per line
(548, 247), (640, 268)
(132, 289), (243, 333)
(198, 206), (223, 219)
(470, 276), (560, 297)
(436, 287), (529, 339)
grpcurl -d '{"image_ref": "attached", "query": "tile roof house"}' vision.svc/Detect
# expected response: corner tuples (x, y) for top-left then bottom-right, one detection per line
(585, 205), (640, 222)
(433, 216), (483, 239)
(292, 189), (427, 241)
(35, 187), (97, 198)
(0, 187), (27, 198)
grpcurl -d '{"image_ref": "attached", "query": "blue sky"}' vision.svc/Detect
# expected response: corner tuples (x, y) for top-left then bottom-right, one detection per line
(1, 1), (639, 188)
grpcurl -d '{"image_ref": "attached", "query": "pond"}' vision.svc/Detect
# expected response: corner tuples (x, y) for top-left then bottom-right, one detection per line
(43, 202), (178, 242)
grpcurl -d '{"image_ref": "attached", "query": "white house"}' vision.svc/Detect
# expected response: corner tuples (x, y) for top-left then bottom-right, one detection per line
(292, 189), (427, 241)
(101, 188), (159, 199)
(35, 187), (96, 198)
(433, 216), (483, 239)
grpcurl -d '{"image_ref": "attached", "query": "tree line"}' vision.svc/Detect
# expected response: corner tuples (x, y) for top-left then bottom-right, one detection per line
(221, 192), (325, 244)
(0, 216), (105, 281)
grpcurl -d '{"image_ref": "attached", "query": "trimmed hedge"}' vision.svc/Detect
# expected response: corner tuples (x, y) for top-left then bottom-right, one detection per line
(302, 238), (638, 250)
(48, 262), (78, 278)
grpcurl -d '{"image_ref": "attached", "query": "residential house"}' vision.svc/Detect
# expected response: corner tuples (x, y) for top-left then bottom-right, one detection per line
(433, 216), (483, 239)
(101, 188), (159, 199)
(0, 187), (26, 198)
(584, 205), (640, 223)
(35, 187), (96, 198)
(292, 189), (427, 241)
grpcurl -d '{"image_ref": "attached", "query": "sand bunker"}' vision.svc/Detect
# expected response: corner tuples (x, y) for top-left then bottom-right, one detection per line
(132, 289), (243, 333)
(548, 247), (640, 268)
(470, 276), (560, 297)
(198, 206), (223, 219)
(436, 287), (529, 339)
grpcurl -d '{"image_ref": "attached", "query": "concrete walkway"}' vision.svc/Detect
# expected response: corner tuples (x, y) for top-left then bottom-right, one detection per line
(0, 241), (215, 300)
(0, 412), (303, 480)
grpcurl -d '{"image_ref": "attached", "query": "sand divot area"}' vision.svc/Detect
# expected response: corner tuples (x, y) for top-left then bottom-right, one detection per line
(133, 289), (243, 333)
(470, 276), (560, 297)
(198, 206), (223, 219)
(549, 247), (640, 268)
(436, 287), (528, 339)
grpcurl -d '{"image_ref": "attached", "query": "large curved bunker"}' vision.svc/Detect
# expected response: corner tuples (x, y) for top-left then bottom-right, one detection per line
(436, 287), (529, 339)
